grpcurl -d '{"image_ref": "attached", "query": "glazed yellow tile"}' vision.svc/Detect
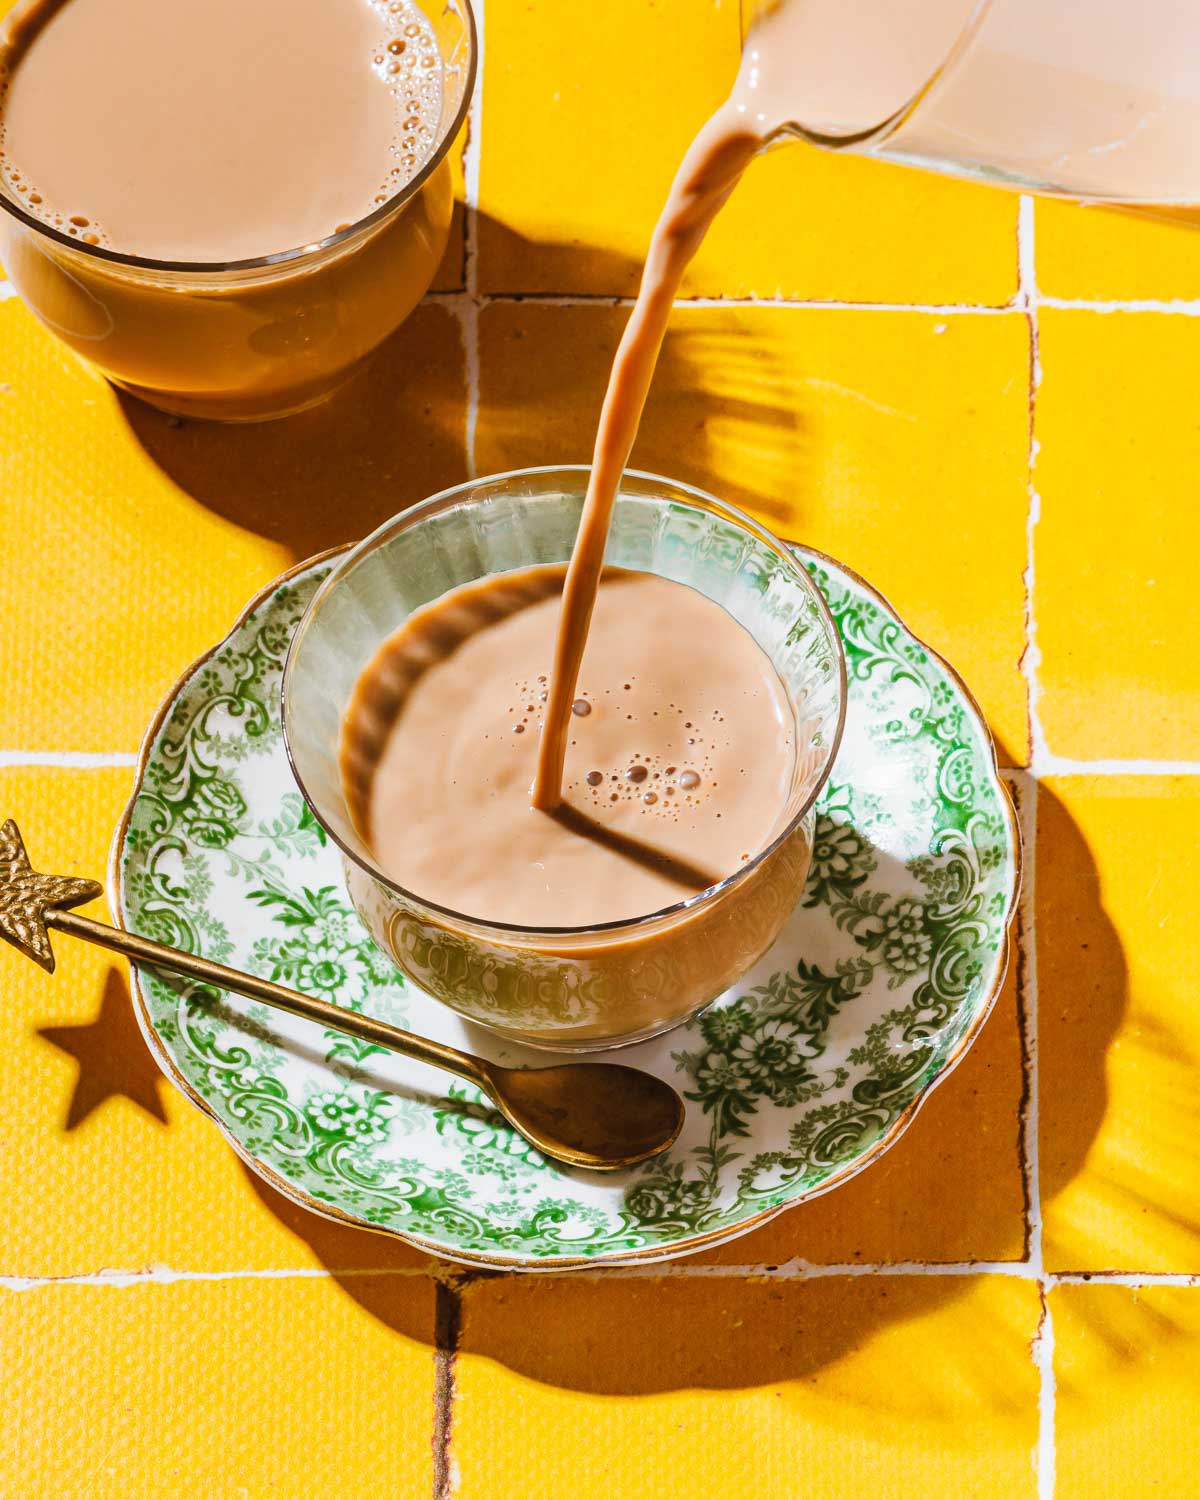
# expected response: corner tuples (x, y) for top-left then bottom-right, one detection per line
(1036, 198), (1200, 302)
(1033, 310), (1200, 760)
(1038, 776), (1200, 1272)
(0, 1276), (436, 1499)
(1054, 1284), (1200, 1500)
(694, 147), (1019, 307)
(477, 0), (1018, 303)
(0, 298), (468, 753)
(452, 1274), (1040, 1500)
(697, 933), (1026, 1267)
(478, 301), (1030, 763)
(0, 766), (433, 1276)
(477, 0), (733, 296)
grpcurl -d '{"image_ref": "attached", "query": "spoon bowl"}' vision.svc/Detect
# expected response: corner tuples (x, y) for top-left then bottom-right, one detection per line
(482, 1061), (686, 1171)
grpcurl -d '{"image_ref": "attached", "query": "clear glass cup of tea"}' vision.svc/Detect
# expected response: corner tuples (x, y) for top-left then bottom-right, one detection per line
(0, 0), (475, 422)
(282, 467), (847, 1052)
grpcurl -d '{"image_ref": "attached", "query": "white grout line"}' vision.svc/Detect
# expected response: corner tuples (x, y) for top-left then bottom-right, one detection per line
(1000, 767), (1034, 788)
(1052, 1272), (1200, 1287)
(0, 269), (1195, 321)
(2, 277), (1199, 320)
(1016, 199), (1043, 1289)
(1018, 192), (1057, 1500)
(4, 1262), (1199, 1292)
(1015, 778), (1042, 1273)
(1019, 196), (1051, 781)
(0, 267), (1195, 317)
(0, 1265), (427, 1292)
(1040, 294), (1200, 315)
(1034, 1286), (1057, 1500)
(429, 286), (1200, 315)
(0, 749), (137, 769)
(1033, 753), (1200, 777)
(645, 296), (1020, 314)
(599, 1264), (1200, 1286)
(430, 288), (1020, 314)
(459, 287), (480, 483)
(1020, 777), (1056, 1498)
(605, 1258), (1037, 1280)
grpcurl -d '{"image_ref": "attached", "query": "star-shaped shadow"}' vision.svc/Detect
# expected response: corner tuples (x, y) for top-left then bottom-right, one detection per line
(37, 967), (169, 1130)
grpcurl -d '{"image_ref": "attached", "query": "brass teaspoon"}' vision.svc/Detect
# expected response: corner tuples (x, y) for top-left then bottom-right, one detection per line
(0, 820), (684, 1171)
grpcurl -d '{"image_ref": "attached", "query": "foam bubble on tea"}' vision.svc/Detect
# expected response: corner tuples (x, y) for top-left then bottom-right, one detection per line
(0, 0), (443, 261)
(342, 566), (797, 929)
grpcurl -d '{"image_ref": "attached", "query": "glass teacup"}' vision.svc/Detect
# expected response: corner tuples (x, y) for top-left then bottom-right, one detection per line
(0, 0), (475, 422)
(283, 467), (846, 1050)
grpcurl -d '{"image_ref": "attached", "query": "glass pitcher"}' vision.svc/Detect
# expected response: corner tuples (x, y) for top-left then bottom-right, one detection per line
(741, 0), (1200, 210)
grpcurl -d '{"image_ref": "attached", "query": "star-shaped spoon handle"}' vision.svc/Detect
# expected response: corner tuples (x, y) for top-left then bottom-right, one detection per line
(0, 819), (102, 972)
(0, 820), (684, 1171)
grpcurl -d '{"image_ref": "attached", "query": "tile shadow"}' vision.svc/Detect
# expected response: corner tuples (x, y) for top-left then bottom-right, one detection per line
(446, 1272), (1042, 1407)
(1034, 780), (1129, 1213)
(114, 300), (472, 565)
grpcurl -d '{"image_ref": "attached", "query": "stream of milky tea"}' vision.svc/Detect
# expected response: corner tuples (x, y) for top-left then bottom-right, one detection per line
(528, 117), (760, 808)
(530, 5), (799, 809)
(534, 8), (816, 810)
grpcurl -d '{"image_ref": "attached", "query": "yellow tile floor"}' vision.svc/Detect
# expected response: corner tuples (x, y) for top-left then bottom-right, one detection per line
(2, 2), (1199, 1496)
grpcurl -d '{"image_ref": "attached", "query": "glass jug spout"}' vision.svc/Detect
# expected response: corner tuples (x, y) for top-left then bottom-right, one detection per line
(739, 0), (1200, 208)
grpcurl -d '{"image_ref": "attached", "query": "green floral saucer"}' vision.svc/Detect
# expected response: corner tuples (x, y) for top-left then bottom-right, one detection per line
(113, 547), (1018, 1269)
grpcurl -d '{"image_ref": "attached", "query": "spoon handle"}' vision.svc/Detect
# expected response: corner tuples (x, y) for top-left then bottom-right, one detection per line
(49, 907), (489, 1089)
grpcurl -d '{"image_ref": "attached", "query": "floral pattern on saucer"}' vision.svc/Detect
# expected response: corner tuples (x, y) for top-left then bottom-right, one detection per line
(115, 548), (1018, 1268)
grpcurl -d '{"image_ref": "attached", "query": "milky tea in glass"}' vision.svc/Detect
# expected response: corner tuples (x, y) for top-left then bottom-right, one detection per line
(0, 0), (474, 421)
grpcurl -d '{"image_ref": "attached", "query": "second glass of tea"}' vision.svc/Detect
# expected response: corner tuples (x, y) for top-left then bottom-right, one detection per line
(0, 0), (476, 422)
